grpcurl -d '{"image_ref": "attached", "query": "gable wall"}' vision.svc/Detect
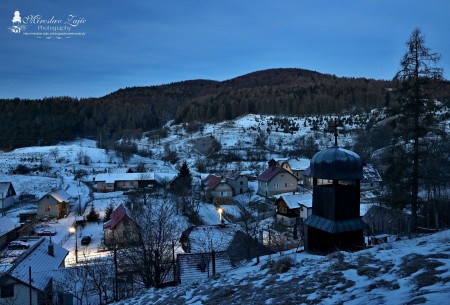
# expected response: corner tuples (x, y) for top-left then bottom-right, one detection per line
(266, 173), (297, 196)
(36, 196), (59, 218)
(0, 277), (39, 305)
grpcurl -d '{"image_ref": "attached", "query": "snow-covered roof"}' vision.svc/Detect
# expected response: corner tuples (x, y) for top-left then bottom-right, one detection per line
(47, 189), (72, 203)
(362, 164), (383, 183)
(185, 224), (240, 253)
(94, 172), (155, 183)
(224, 170), (243, 181)
(154, 173), (177, 184)
(275, 193), (312, 209)
(0, 216), (17, 237)
(9, 238), (68, 291)
(287, 158), (310, 171)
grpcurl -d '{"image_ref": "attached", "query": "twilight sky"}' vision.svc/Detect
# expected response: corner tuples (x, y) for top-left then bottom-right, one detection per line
(1, 0), (449, 99)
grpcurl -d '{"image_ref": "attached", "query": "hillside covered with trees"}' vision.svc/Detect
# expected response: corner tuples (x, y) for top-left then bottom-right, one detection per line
(1, 68), (449, 150)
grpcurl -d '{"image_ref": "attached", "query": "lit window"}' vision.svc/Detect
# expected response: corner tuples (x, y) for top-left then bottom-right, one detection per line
(44, 205), (51, 211)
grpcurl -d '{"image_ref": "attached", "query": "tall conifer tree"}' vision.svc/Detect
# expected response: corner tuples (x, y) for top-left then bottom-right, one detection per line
(386, 28), (444, 231)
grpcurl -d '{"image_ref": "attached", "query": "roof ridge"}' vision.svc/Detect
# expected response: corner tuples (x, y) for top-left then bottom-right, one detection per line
(7, 237), (45, 274)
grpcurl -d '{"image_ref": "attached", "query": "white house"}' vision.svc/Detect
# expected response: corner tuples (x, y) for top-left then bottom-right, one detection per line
(0, 237), (68, 305)
(257, 166), (298, 197)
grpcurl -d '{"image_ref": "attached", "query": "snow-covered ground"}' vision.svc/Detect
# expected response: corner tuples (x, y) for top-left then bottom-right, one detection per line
(113, 229), (450, 305)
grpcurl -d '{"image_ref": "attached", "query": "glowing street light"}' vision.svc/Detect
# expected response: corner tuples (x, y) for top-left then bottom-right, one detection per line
(217, 207), (223, 224)
(69, 226), (78, 263)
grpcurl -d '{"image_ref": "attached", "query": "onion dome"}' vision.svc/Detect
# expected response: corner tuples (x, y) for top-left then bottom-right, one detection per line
(310, 147), (363, 180)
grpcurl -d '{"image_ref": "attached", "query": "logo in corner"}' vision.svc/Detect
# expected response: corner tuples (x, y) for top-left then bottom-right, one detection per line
(8, 10), (86, 39)
(10, 10), (26, 33)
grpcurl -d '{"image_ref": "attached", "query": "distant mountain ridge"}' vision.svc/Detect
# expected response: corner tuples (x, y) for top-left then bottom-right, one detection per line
(1, 67), (444, 150)
(104, 68), (393, 123)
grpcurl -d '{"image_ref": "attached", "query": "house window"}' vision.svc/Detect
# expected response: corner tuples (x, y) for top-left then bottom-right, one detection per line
(1, 284), (14, 298)
(273, 183), (279, 188)
(285, 183), (288, 187)
(279, 206), (287, 214)
(106, 183), (113, 187)
(44, 205), (51, 211)
(240, 181), (243, 185)
(220, 191), (227, 196)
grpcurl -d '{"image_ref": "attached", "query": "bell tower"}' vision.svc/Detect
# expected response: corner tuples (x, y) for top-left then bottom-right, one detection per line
(304, 146), (367, 253)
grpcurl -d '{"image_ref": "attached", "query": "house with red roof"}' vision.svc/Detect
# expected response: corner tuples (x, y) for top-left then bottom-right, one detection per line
(202, 175), (233, 204)
(103, 203), (140, 248)
(256, 166), (298, 197)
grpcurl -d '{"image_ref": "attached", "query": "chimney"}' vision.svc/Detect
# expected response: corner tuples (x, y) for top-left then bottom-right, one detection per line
(48, 240), (54, 256)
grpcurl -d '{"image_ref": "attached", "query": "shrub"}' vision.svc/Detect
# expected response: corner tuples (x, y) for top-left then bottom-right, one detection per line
(268, 257), (294, 274)
(14, 164), (31, 174)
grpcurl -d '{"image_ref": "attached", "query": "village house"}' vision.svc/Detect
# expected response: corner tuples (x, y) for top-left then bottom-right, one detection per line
(274, 193), (312, 226)
(178, 224), (270, 284)
(103, 203), (140, 248)
(224, 171), (249, 195)
(256, 166), (298, 197)
(303, 164), (383, 190)
(361, 164), (383, 190)
(94, 172), (156, 192)
(202, 175), (233, 204)
(0, 182), (17, 213)
(0, 238), (68, 305)
(0, 216), (18, 250)
(277, 158), (310, 181)
(36, 189), (72, 219)
(362, 205), (422, 236)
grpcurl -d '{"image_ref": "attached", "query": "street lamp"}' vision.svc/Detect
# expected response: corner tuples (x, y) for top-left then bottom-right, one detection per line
(217, 207), (223, 224)
(69, 226), (78, 263)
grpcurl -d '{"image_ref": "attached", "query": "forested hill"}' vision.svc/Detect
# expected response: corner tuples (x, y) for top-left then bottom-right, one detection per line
(174, 68), (392, 122)
(0, 68), (404, 149)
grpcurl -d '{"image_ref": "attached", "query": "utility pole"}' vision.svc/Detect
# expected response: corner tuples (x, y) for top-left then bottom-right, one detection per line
(1, 193), (4, 216)
(114, 247), (118, 301)
(29, 266), (32, 305)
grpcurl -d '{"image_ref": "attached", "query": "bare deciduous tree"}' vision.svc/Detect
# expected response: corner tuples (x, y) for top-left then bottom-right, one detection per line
(117, 199), (183, 288)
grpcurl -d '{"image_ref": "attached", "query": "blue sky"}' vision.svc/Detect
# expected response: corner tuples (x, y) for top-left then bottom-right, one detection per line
(1, 0), (449, 99)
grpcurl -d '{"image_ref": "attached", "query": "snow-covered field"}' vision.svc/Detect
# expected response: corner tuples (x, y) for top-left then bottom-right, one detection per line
(113, 229), (450, 305)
